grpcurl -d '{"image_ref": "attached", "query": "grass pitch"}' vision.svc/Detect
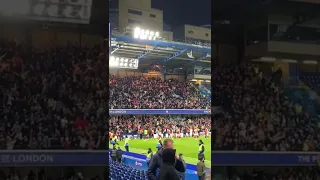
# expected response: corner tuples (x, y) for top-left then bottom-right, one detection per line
(111, 136), (211, 167)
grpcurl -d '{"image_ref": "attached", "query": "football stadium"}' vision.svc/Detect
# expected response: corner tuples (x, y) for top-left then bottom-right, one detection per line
(108, 0), (211, 179)
(0, 0), (211, 179)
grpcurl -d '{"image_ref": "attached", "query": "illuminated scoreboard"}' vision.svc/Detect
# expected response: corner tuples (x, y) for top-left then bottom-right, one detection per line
(109, 56), (139, 69)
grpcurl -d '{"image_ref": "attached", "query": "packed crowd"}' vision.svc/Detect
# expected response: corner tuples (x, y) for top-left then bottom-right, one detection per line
(212, 63), (320, 151)
(109, 76), (210, 109)
(0, 40), (108, 150)
(109, 115), (211, 138)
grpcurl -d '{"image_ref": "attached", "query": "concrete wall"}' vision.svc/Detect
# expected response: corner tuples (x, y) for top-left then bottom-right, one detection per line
(184, 25), (211, 41)
(118, 0), (163, 32)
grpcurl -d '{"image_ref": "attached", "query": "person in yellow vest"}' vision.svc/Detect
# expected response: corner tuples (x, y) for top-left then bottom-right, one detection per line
(144, 129), (148, 139)
(198, 140), (205, 160)
(124, 136), (129, 152)
(146, 148), (153, 166)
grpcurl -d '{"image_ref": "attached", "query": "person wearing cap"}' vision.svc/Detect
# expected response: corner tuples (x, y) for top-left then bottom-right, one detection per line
(147, 138), (186, 180)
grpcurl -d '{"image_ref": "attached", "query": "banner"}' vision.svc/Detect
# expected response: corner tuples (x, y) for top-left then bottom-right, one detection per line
(212, 151), (320, 166)
(0, 151), (108, 166)
(109, 109), (211, 115)
(0, 150), (197, 170)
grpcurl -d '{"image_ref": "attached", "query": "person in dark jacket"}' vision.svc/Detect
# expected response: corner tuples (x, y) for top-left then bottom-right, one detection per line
(158, 148), (181, 180)
(147, 138), (186, 180)
(110, 146), (117, 161)
(177, 153), (186, 180)
(146, 148), (153, 166)
(116, 146), (123, 163)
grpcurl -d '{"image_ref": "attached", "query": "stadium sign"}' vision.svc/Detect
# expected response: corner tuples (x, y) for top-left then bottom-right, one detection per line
(109, 109), (211, 115)
(0, 0), (92, 24)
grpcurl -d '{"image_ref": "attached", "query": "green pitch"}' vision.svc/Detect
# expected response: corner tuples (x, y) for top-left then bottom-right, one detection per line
(111, 137), (211, 167)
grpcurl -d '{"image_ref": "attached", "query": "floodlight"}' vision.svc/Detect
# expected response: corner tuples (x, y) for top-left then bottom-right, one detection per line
(132, 27), (160, 40)
(134, 27), (140, 38)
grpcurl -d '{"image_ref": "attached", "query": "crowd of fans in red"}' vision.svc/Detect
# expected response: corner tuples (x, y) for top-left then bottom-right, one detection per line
(109, 76), (210, 109)
(212, 63), (320, 151)
(109, 115), (211, 138)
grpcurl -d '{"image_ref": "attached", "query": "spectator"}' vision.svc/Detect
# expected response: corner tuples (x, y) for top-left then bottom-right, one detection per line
(158, 148), (181, 180)
(197, 154), (206, 180)
(146, 148), (153, 166)
(116, 146), (123, 163)
(110, 146), (117, 161)
(147, 138), (186, 180)
(177, 153), (186, 180)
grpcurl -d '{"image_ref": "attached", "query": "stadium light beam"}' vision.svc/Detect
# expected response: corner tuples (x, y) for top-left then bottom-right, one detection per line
(133, 27), (160, 40)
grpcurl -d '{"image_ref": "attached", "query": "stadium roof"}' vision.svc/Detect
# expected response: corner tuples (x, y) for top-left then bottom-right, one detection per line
(111, 34), (211, 70)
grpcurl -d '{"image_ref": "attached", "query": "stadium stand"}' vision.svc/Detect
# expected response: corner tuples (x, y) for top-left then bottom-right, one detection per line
(109, 159), (147, 180)
(212, 63), (320, 151)
(109, 76), (210, 109)
(0, 41), (108, 150)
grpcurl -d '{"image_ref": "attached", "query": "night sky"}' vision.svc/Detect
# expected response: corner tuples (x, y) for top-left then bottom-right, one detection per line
(152, 0), (211, 28)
